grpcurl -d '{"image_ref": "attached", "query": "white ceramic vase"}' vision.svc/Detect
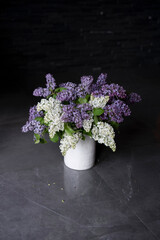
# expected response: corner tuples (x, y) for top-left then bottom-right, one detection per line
(64, 136), (96, 170)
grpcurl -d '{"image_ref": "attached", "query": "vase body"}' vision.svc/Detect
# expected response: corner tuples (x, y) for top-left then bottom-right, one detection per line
(64, 136), (96, 170)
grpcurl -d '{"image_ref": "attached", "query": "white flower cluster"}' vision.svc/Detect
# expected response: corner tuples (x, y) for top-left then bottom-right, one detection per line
(89, 95), (109, 109)
(83, 113), (94, 132)
(92, 122), (116, 151)
(59, 132), (82, 156)
(37, 97), (64, 138)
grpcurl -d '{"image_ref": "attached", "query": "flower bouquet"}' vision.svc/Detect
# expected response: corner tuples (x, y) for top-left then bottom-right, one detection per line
(22, 73), (141, 168)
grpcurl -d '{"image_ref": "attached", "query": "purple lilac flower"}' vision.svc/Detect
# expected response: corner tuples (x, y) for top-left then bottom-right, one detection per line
(89, 73), (107, 96)
(22, 121), (30, 132)
(61, 105), (74, 122)
(91, 90), (104, 97)
(45, 73), (56, 90)
(72, 109), (83, 128)
(61, 104), (83, 128)
(33, 87), (44, 97)
(33, 73), (56, 98)
(43, 88), (51, 97)
(77, 103), (92, 120)
(81, 75), (93, 87)
(69, 101), (76, 107)
(29, 105), (44, 122)
(60, 82), (77, 89)
(56, 89), (74, 102)
(81, 111), (90, 120)
(33, 87), (51, 97)
(22, 105), (45, 135)
(101, 84), (126, 99)
(128, 92), (141, 103)
(57, 82), (77, 101)
(77, 103), (92, 111)
(96, 73), (107, 86)
(33, 120), (45, 134)
(22, 120), (45, 135)
(101, 100), (131, 123)
(76, 84), (88, 98)
(75, 75), (94, 98)
(90, 83), (99, 93)
(62, 105), (75, 113)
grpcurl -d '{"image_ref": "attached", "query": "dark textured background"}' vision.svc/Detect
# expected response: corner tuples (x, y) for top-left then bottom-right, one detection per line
(1, 1), (160, 239)
(0, 0), (160, 94)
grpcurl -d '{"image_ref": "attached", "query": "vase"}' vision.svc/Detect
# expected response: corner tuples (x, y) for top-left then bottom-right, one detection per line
(64, 136), (96, 170)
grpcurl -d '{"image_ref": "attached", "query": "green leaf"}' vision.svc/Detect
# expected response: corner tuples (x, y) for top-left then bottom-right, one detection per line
(50, 133), (59, 143)
(64, 123), (75, 136)
(85, 94), (90, 101)
(59, 87), (67, 92)
(110, 121), (119, 130)
(34, 133), (40, 140)
(40, 138), (47, 144)
(62, 101), (68, 105)
(46, 95), (51, 100)
(57, 131), (63, 139)
(34, 133), (40, 144)
(35, 117), (44, 124)
(83, 130), (92, 137)
(78, 94), (90, 104)
(93, 108), (104, 116)
(54, 87), (67, 93)
(78, 97), (87, 104)
(94, 116), (98, 124)
(43, 128), (48, 134)
(54, 88), (60, 93)
(82, 135), (86, 141)
(52, 93), (57, 99)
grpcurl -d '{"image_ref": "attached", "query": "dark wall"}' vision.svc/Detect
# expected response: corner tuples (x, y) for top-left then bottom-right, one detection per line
(1, 0), (160, 93)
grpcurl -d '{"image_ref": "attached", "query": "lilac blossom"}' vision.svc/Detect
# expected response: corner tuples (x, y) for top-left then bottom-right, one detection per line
(76, 75), (93, 98)
(101, 84), (126, 98)
(90, 73), (107, 95)
(23, 72), (141, 146)
(45, 73), (56, 90)
(81, 111), (91, 120)
(77, 103), (92, 112)
(76, 84), (88, 98)
(33, 87), (44, 97)
(33, 73), (56, 98)
(96, 73), (107, 86)
(101, 100), (131, 123)
(56, 89), (75, 102)
(43, 88), (51, 97)
(61, 104), (83, 128)
(22, 105), (45, 135)
(72, 109), (83, 128)
(91, 90), (104, 97)
(29, 105), (44, 122)
(33, 87), (51, 97)
(77, 103), (92, 120)
(57, 82), (77, 101)
(128, 92), (141, 103)
(90, 83), (99, 93)
(81, 75), (93, 87)
(61, 105), (74, 122)
(60, 82), (77, 89)
(22, 120), (45, 135)
(69, 101), (76, 107)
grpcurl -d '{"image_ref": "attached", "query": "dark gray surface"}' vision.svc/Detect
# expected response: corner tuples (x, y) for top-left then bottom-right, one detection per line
(0, 67), (160, 240)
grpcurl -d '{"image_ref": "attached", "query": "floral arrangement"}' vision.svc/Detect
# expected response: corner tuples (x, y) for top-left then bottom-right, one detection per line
(22, 73), (141, 156)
